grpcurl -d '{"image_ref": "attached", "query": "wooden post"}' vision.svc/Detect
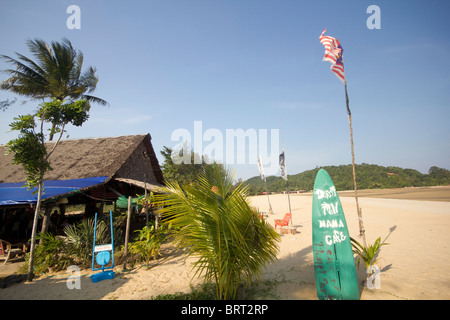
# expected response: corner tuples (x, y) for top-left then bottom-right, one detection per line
(345, 83), (366, 247)
(99, 186), (106, 216)
(123, 196), (132, 270)
(286, 180), (292, 212)
(39, 206), (53, 243)
(280, 120), (292, 224)
(145, 182), (149, 227)
(266, 192), (273, 215)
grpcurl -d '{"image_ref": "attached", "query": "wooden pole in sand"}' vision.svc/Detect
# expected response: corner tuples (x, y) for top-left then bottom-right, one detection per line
(280, 119), (292, 224)
(123, 196), (132, 269)
(345, 83), (367, 247)
(144, 178), (149, 226)
(265, 186), (273, 215)
(258, 154), (274, 215)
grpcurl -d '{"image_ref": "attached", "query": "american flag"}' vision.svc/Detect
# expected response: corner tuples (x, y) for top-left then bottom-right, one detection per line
(319, 29), (346, 84)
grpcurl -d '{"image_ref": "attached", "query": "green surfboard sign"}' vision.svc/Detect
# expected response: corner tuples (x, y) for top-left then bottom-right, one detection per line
(312, 169), (359, 300)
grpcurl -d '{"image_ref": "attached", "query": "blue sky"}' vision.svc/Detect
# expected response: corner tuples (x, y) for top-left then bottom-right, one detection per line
(1, 0), (449, 180)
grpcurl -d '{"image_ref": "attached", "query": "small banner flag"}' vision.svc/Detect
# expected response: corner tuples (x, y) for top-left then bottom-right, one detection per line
(257, 155), (266, 182)
(319, 29), (346, 84)
(279, 151), (288, 181)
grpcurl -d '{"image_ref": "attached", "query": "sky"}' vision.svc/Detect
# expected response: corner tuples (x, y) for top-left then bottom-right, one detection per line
(1, 0), (449, 181)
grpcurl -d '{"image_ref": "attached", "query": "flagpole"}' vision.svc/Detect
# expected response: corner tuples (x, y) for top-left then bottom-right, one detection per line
(265, 184), (274, 215)
(280, 119), (292, 219)
(320, 28), (366, 246)
(284, 149), (292, 214)
(345, 82), (366, 247)
(258, 155), (273, 215)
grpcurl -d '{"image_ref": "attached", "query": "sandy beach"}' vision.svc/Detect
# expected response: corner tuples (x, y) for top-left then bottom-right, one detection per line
(1, 186), (450, 300)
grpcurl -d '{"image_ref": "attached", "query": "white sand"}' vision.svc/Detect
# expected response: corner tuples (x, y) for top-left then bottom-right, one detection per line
(250, 194), (450, 300)
(1, 193), (450, 300)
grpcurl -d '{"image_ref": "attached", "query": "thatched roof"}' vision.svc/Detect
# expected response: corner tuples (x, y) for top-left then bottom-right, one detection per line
(0, 134), (164, 187)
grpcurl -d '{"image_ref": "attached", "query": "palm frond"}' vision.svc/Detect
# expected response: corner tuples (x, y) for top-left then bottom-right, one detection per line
(351, 236), (388, 269)
(82, 94), (108, 106)
(1, 38), (107, 106)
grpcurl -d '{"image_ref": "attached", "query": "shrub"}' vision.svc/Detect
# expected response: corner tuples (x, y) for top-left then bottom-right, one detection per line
(351, 236), (388, 269)
(25, 216), (121, 274)
(63, 217), (109, 268)
(128, 223), (172, 264)
(154, 164), (280, 300)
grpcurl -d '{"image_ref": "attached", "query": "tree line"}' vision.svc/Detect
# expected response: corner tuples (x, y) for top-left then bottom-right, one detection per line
(243, 164), (450, 195)
(158, 148), (450, 194)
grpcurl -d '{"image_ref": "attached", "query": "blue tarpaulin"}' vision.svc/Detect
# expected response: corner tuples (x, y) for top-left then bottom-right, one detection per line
(0, 176), (108, 206)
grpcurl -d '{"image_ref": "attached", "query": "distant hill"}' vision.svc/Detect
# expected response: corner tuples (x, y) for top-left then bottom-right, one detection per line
(244, 164), (450, 194)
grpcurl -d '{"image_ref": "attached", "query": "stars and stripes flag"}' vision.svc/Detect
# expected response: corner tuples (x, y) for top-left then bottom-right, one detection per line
(319, 29), (346, 84)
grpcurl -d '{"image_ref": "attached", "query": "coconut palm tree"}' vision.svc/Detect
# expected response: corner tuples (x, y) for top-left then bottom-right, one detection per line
(0, 38), (107, 139)
(154, 164), (280, 300)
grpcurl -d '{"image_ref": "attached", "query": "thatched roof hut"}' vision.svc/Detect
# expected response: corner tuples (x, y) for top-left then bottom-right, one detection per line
(0, 134), (164, 208)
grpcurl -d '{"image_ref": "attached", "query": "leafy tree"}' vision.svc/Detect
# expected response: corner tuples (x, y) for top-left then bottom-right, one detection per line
(428, 166), (450, 185)
(154, 164), (280, 300)
(6, 98), (90, 281)
(1, 38), (107, 140)
(160, 145), (226, 186)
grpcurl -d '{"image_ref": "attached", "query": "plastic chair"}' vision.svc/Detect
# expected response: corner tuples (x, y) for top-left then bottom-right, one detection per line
(274, 213), (292, 228)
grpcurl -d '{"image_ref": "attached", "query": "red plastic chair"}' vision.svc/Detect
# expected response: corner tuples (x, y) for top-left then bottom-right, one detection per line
(274, 213), (292, 228)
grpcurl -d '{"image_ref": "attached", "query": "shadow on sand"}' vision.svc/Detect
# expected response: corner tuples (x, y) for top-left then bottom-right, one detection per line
(261, 238), (317, 300)
(0, 267), (137, 300)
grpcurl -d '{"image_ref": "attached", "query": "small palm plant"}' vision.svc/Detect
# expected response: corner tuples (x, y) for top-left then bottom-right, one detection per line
(154, 164), (280, 300)
(32, 233), (68, 273)
(351, 236), (388, 270)
(129, 224), (172, 264)
(64, 218), (109, 267)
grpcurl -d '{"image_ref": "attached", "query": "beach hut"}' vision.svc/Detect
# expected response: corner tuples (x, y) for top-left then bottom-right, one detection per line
(0, 134), (164, 241)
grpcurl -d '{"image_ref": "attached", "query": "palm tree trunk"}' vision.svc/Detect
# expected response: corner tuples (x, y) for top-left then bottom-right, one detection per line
(27, 181), (43, 281)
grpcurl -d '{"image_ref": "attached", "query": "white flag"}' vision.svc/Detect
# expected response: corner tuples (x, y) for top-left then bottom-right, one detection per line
(257, 155), (266, 182)
(279, 151), (287, 181)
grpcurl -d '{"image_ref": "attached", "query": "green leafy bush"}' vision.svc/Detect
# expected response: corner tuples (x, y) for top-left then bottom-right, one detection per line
(23, 217), (121, 274)
(128, 223), (172, 264)
(34, 233), (68, 273)
(63, 218), (109, 268)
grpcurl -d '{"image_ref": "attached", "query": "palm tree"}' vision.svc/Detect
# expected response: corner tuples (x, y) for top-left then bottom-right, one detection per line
(154, 164), (280, 300)
(0, 38), (107, 140)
